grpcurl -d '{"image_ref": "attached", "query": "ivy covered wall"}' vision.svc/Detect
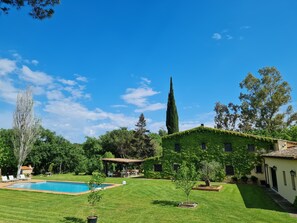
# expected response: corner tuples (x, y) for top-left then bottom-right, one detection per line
(144, 126), (276, 179)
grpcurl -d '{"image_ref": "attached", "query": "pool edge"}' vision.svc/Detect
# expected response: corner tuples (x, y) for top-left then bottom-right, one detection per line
(0, 180), (122, 195)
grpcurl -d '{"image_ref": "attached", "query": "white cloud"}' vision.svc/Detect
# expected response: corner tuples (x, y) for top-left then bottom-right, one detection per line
(63, 86), (90, 99)
(121, 78), (166, 113)
(75, 74), (88, 82)
(111, 104), (128, 108)
(58, 78), (77, 86)
(147, 121), (166, 133)
(135, 103), (166, 112)
(12, 53), (22, 60)
(0, 58), (16, 76)
(0, 54), (167, 142)
(31, 86), (45, 96)
(212, 33), (222, 40)
(141, 77), (151, 85)
(226, 35), (233, 40)
(44, 99), (101, 121)
(43, 98), (138, 142)
(0, 79), (18, 104)
(46, 90), (64, 100)
(31, 60), (39, 65)
(122, 87), (159, 107)
(20, 65), (53, 85)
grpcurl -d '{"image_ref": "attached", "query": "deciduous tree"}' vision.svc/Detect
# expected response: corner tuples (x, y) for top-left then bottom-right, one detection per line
(214, 67), (297, 134)
(100, 127), (134, 158)
(12, 88), (40, 178)
(199, 160), (222, 186)
(173, 162), (199, 203)
(0, 0), (60, 19)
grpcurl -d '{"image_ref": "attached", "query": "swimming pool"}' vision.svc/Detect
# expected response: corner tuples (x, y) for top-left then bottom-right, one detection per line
(7, 181), (114, 194)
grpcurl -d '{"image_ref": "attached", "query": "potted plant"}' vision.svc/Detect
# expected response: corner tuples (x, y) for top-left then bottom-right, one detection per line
(87, 172), (105, 223)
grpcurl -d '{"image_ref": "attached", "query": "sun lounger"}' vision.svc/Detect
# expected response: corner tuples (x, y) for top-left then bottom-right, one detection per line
(8, 175), (17, 181)
(1, 176), (10, 182)
(19, 174), (29, 180)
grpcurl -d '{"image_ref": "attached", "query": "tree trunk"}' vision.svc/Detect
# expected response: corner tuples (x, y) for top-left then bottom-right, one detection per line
(17, 163), (22, 178)
(205, 179), (211, 187)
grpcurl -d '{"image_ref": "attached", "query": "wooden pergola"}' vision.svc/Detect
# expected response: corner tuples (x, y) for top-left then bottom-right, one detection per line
(101, 158), (144, 177)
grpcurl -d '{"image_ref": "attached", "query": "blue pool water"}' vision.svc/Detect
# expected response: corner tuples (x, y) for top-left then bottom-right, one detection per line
(7, 181), (112, 194)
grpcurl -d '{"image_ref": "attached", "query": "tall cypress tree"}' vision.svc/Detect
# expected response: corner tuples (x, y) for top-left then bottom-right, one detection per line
(166, 77), (179, 134)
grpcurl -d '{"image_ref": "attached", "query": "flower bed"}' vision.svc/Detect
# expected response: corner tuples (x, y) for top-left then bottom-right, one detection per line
(192, 185), (223, 192)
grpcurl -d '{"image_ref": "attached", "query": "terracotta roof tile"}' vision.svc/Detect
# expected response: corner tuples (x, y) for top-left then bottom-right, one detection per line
(21, 166), (33, 170)
(262, 147), (297, 160)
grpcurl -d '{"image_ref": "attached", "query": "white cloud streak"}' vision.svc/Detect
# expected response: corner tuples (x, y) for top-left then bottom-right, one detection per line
(0, 79), (19, 104)
(75, 74), (88, 82)
(121, 78), (166, 113)
(212, 33), (222, 40)
(135, 103), (166, 112)
(0, 58), (16, 76)
(20, 65), (53, 85)
(122, 87), (159, 107)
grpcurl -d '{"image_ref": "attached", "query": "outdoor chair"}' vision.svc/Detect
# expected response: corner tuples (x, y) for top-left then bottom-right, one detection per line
(1, 176), (10, 183)
(8, 175), (18, 181)
(19, 174), (29, 180)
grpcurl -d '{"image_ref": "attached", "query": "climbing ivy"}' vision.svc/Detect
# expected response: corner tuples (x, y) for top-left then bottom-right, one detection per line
(144, 127), (275, 179)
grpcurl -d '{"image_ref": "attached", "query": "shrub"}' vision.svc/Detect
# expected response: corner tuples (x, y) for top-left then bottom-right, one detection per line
(241, 176), (248, 184)
(294, 196), (297, 209)
(144, 170), (162, 179)
(231, 176), (238, 183)
(250, 175), (258, 184)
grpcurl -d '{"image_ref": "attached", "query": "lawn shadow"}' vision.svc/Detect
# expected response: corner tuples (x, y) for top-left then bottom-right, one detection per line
(152, 200), (179, 207)
(236, 184), (285, 212)
(60, 217), (85, 223)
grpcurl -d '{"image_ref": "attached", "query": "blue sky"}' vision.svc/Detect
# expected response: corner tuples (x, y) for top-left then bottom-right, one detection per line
(1, 1), (297, 142)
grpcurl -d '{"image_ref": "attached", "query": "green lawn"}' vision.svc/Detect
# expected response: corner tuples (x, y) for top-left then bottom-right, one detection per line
(0, 174), (295, 223)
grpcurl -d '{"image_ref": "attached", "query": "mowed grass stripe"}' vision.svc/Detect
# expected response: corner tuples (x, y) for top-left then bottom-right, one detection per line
(0, 174), (296, 223)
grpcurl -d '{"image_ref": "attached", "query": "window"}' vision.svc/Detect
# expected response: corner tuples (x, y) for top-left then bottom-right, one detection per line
(154, 164), (163, 172)
(173, 163), (180, 172)
(174, 143), (181, 152)
(255, 165), (263, 173)
(283, 171), (287, 186)
(201, 143), (206, 150)
(248, 144), (255, 152)
(224, 143), (232, 152)
(225, 165), (234, 175)
(291, 170), (296, 191)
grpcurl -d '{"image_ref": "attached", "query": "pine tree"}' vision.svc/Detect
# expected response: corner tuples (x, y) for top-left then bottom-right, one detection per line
(166, 77), (179, 134)
(132, 113), (155, 158)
